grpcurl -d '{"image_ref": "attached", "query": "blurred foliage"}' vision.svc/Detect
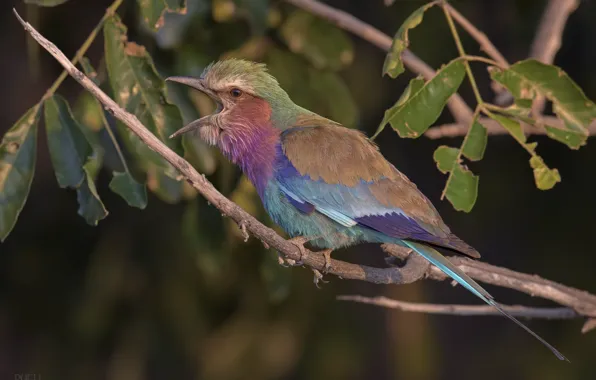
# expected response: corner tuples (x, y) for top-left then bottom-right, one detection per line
(1, 0), (596, 379)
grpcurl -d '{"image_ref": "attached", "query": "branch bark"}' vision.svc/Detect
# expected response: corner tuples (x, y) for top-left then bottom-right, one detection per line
(530, 0), (579, 64)
(14, 9), (596, 327)
(337, 295), (579, 319)
(425, 116), (596, 139)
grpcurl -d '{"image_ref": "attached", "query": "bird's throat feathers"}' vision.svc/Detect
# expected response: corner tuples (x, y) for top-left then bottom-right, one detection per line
(217, 97), (280, 194)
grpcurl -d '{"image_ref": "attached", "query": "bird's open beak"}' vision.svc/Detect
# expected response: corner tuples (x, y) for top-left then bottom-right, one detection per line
(166, 76), (218, 139)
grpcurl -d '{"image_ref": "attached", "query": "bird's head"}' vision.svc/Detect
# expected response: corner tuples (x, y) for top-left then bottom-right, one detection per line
(167, 59), (298, 147)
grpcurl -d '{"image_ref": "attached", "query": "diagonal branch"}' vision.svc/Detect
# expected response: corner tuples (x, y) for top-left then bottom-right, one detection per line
(337, 295), (579, 319)
(283, 0), (473, 123)
(14, 9), (596, 328)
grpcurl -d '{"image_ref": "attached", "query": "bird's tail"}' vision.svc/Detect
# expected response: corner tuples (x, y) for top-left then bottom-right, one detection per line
(402, 240), (568, 362)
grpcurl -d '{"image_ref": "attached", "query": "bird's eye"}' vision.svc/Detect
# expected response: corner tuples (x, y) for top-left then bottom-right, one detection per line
(230, 88), (243, 98)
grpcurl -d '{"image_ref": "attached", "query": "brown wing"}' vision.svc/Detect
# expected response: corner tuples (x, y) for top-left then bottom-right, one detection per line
(281, 117), (480, 258)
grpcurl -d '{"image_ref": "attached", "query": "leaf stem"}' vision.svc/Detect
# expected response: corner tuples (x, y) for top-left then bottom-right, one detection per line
(41, 0), (125, 101)
(98, 95), (131, 175)
(442, 2), (483, 106)
(462, 55), (503, 68)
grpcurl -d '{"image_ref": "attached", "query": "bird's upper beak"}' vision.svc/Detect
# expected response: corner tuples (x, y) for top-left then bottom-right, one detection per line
(166, 76), (218, 139)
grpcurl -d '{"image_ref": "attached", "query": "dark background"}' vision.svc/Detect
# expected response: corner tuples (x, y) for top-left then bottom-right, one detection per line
(1, 0), (595, 379)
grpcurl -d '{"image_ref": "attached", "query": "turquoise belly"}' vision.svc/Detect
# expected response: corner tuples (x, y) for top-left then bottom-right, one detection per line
(261, 182), (391, 249)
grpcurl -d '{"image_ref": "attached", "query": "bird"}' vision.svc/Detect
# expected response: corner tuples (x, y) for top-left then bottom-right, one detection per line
(166, 58), (567, 361)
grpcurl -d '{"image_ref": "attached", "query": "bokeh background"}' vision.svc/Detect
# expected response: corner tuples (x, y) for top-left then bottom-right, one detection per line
(1, 0), (596, 379)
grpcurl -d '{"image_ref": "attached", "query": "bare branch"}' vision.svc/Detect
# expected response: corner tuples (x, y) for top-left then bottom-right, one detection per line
(15, 9), (596, 328)
(337, 295), (579, 319)
(425, 116), (596, 139)
(530, 0), (579, 64)
(443, 3), (508, 67)
(283, 0), (473, 123)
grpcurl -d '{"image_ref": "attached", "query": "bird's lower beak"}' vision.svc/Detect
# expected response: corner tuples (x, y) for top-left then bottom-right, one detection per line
(168, 115), (212, 139)
(166, 76), (218, 139)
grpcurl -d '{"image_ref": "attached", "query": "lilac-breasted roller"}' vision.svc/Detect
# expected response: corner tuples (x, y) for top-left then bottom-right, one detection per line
(167, 59), (566, 361)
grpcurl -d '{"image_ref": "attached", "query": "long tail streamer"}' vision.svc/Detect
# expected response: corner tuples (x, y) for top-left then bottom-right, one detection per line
(403, 240), (568, 361)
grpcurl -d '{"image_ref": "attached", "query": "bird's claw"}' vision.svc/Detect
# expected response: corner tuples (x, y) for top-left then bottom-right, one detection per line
(312, 268), (329, 288)
(288, 236), (313, 264)
(320, 249), (333, 273)
(277, 252), (301, 267)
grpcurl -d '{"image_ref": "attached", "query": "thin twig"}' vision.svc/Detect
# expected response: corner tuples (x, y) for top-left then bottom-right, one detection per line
(443, 2), (508, 68)
(15, 9), (596, 329)
(425, 116), (596, 139)
(283, 0), (473, 123)
(337, 295), (579, 319)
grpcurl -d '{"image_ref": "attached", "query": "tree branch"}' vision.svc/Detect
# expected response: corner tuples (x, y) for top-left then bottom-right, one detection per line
(283, 0), (473, 123)
(337, 295), (579, 319)
(530, 0), (579, 64)
(15, 9), (596, 331)
(443, 3), (508, 67)
(425, 116), (596, 139)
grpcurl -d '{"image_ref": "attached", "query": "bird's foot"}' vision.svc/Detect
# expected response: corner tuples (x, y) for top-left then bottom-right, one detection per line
(287, 236), (315, 264)
(319, 249), (333, 273)
(312, 268), (329, 288)
(277, 252), (301, 267)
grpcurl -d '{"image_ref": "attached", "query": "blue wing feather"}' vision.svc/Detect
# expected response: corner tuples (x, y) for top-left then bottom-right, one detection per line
(276, 147), (440, 241)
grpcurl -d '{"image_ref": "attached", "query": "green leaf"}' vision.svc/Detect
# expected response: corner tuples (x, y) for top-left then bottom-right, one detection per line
(137, 0), (187, 31)
(44, 95), (92, 188)
(544, 125), (586, 150)
(433, 145), (478, 212)
(444, 165), (479, 212)
(279, 10), (354, 70)
(24, 0), (69, 6)
(462, 120), (487, 161)
(104, 14), (184, 169)
(45, 95), (109, 224)
(489, 113), (561, 190)
(530, 156), (561, 190)
(110, 171), (148, 209)
(489, 59), (596, 148)
(0, 106), (40, 241)
(372, 76), (424, 140)
(383, 2), (436, 78)
(78, 59), (107, 179)
(433, 146), (458, 173)
(76, 162), (108, 225)
(380, 59), (466, 138)
(489, 113), (526, 143)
